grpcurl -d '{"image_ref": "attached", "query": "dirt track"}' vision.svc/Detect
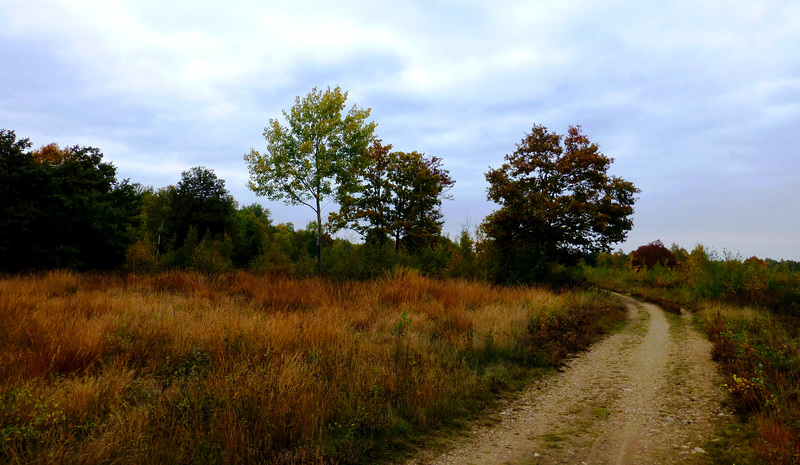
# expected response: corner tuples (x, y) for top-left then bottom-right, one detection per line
(405, 294), (732, 465)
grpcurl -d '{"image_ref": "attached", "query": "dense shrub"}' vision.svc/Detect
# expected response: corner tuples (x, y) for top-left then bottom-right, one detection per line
(629, 240), (677, 270)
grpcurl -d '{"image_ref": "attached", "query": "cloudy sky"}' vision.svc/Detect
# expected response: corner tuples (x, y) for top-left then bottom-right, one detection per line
(2, 0), (799, 260)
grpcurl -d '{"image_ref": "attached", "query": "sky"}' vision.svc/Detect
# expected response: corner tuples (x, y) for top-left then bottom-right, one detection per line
(2, 0), (799, 261)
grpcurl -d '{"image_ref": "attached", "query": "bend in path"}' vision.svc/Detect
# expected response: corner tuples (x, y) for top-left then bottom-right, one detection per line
(404, 293), (732, 465)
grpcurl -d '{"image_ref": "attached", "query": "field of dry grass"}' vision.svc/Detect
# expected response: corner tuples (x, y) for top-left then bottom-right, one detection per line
(0, 270), (625, 464)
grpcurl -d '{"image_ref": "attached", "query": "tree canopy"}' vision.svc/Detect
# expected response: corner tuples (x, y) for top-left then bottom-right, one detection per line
(0, 130), (143, 271)
(335, 141), (455, 252)
(169, 166), (237, 246)
(630, 240), (678, 270)
(0, 118), (646, 282)
(244, 86), (377, 273)
(481, 124), (639, 283)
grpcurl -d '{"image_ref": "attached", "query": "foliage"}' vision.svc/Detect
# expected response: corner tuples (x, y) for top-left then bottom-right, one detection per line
(587, 243), (800, 463)
(167, 166), (237, 248)
(522, 291), (627, 365)
(386, 151), (455, 252)
(444, 228), (484, 280)
(336, 141), (455, 253)
(231, 203), (273, 267)
(629, 239), (677, 270)
(705, 308), (800, 464)
(590, 244), (800, 314)
(244, 86), (377, 274)
(0, 130), (143, 271)
(481, 124), (639, 283)
(0, 271), (625, 464)
(331, 140), (394, 242)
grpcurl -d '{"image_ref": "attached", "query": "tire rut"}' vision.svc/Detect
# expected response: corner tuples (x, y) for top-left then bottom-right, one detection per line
(404, 294), (732, 465)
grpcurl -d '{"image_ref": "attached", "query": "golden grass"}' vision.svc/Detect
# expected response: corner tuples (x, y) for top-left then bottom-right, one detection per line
(0, 270), (622, 464)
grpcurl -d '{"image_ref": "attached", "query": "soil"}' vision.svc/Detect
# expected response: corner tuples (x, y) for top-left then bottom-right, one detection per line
(403, 293), (733, 465)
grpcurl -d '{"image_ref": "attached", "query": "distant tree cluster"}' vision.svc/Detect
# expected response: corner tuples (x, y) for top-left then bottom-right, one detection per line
(0, 130), (141, 271)
(1, 87), (640, 283)
(590, 241), (800, 314)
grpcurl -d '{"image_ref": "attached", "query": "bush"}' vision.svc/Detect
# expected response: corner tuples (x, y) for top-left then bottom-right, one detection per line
(629, 240), (677, 270)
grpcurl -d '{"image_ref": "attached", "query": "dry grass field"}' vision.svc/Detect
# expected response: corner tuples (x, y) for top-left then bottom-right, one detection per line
(0, 270), (625, 464)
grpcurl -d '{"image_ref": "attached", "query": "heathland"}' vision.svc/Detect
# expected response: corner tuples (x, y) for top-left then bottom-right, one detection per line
(3, 112), (799, 464)
(0, 270), (625, 464)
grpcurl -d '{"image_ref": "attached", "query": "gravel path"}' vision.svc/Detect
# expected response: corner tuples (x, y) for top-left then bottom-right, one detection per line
(404, 294), (732, 465)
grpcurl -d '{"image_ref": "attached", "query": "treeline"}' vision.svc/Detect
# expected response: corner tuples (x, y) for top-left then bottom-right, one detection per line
(0, 129), (482, 279)
(586, 239), (800, 314)
(2, 111), (640, 284)
(0, 132), (141, 271)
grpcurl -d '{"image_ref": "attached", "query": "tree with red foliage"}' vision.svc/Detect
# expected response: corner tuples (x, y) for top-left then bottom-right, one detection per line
(630, 240), (678, 270)
(481, 124), (639, 283)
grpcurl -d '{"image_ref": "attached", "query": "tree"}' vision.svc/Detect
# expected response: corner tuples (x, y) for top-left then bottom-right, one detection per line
(169, 166), (237, 247)
(481, 124), (639, 283)
(332, 140), (394, 244)
(335, 142), (455, 253)
(244, 86), (377, 274)
(140, 185), (174, 256)
(386, 151), (455, 252)
(231, 204), (273, 267)
(0, 130), (41, 269)
(630, 240), (678, 270)
(0, 130), (143, 271)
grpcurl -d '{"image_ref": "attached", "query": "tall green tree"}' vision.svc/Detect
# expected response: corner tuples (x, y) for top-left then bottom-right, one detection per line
(0, 130), (42, 270)
(231, 203), (273, 267)
(138, 167), (236, 269)
(244, 86), (377, 274)
(482, 124), (639, 283)
(169, 166), (237, 247)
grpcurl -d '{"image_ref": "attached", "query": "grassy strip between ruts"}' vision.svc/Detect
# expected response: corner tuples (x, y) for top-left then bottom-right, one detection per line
(0, 270), (626, 465)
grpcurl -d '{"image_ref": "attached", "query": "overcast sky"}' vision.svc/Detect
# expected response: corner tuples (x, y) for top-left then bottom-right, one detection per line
(2, 0), (799, 260)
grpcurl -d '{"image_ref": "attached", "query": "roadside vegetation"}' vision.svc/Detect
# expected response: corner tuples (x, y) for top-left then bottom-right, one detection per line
(12, 86), (798, 463)
(585, 241), (800, 464)
(0, 270), (625, 464)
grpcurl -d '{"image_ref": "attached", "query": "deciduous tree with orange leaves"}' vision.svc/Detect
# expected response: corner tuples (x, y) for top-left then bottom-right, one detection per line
(481, 125), (639, 283)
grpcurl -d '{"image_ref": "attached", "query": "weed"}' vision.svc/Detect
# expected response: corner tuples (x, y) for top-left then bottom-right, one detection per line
(393, 312), (412, 337)
(591, 406), (611, 419)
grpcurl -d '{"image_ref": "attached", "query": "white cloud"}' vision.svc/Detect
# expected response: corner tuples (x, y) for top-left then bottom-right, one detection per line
(2, 0), (800, 259)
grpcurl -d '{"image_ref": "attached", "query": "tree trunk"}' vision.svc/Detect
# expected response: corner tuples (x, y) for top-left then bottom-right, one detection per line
(315, 197), (322, 275)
